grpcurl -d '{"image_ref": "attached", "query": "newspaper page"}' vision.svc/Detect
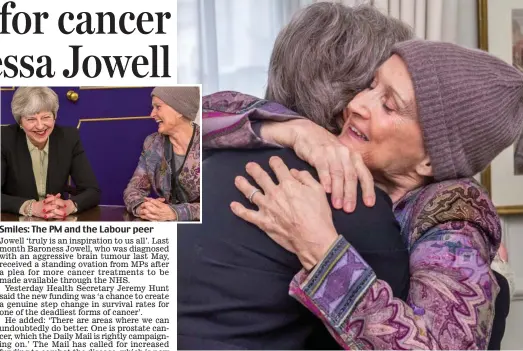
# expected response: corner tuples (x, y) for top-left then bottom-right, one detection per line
(1, 0), (182, 350)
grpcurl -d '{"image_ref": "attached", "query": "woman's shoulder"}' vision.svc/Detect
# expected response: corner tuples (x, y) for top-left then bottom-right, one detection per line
(416, 177), (493, 210)
(408, 178), (501, 251)
(142, 132), (164, 149)
(1, 124), (20, 141)
(52, 125), (79, 138)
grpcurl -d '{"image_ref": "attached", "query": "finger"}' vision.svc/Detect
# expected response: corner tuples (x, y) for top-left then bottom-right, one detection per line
(43, 196), (56, 204)
(54, 199), (66, 208)
(230, 201), (263, 226)
(339, 148), (358, 212)
(268, 156), (292, 183)
(292, 169), (322, 189)
(42, 210), (60, 220)
(143, 212), (160, 221)
(157, 198), (166, 203)
(143, 202), (158, 212)
(313, 153), (332, 194)
(141, 208), (160, 221)
(245, 162), (276, 194)
(42, 204), (59, 213)
(234, 176), (266, 206)
(139, 214), (152, 221)
(147, 199), (164, 208)
(52, 208), (67, 217)
(329, 153), (344, 210)
(353, 153), (375, 207)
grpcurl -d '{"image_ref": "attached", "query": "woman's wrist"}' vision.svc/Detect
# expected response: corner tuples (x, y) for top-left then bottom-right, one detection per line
(66, 200), (77, 215)
(297, 229), (339, 271)
(31, 200), (44, 218)
(260, 120), (308, 147)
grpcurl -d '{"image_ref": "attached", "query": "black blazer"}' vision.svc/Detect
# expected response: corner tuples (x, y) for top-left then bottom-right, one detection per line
(178, 148), (410, 350)
(1, 124), (100, 214)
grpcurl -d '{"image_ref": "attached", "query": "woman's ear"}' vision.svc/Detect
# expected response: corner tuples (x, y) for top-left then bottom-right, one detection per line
(416, 156), (433, 177)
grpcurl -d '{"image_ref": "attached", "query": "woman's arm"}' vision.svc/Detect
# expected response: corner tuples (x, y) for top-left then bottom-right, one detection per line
(204, 91), (375, 211)
(123, 148), (152, 216)
(1, 153), (32, 214)
(69, 133), (101, 212)
(169, 202), (199, 221)
(231, 158), (499, 350)
(291, 225), (497, 350)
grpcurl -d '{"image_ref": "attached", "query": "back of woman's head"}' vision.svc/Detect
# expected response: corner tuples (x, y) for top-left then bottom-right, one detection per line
(265, 3), (413, 132)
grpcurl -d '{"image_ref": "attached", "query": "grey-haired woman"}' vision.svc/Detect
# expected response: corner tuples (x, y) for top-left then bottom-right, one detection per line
(1, 87), (100, 218)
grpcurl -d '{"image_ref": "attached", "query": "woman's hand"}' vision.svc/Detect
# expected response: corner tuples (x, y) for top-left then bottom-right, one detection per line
(41, 194), (75, 219)
(230, 156), (339, 270)
(136, 198), (177, 221)
(30, 198), (66, 219)
(261, 119), (375, 212)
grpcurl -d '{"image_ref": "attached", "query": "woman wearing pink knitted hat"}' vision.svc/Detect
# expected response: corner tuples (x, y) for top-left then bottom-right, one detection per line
(124, 86), (200, 221)
(208, 39), (523, 349)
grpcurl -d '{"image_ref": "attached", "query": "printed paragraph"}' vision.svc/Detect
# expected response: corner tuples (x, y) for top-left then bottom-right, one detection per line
(0, 228), (171, 351)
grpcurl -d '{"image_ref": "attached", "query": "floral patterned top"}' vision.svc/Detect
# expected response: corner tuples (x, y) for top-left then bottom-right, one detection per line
(124, 125), (200, 221)
(202, 91), (501, 349)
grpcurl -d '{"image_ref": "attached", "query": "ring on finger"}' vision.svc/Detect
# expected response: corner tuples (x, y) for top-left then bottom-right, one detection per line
(248, 188), (262, 204)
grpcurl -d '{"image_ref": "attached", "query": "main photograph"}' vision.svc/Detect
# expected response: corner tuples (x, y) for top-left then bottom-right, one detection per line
(1, 86), (201, 222)
(177, 1), (518, 350)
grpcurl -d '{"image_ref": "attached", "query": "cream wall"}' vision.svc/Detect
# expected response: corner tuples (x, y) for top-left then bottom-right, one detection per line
(434, 1), (523, 348)
(500, 216), (523, 349)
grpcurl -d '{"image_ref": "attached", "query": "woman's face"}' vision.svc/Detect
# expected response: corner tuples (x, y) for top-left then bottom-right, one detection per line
(151, 96), (182, 135)
(338, 54), (428, 179)
(20, 111), (55, 147)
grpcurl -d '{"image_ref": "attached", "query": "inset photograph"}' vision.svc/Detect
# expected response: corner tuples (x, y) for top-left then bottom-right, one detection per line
(1, 86), (201, 222)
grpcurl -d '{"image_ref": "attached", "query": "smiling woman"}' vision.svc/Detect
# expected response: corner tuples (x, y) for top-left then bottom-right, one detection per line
(1, 87), (100, 218)
(123, 86), (201, 222)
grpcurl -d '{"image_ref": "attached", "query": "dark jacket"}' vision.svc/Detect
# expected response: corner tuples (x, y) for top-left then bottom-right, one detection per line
(1, 124), (100, 214)
(177, 147), (410, 350)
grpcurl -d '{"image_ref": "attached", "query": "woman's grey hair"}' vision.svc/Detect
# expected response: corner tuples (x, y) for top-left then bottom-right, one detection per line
(265, 3), (414, 133)
(11, 87), (59, 124)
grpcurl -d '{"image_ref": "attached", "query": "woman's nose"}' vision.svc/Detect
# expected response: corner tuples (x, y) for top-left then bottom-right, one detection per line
(347, 90), (372, 120)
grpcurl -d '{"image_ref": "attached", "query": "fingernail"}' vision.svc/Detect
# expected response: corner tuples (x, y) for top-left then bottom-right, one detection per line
(364, 196), (375, 207)
(344, 201), (355, 213)
(334, 198), (342, 209)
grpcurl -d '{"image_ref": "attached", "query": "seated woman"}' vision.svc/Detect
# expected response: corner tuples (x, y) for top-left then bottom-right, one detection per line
(1, 87), (100, 219)
(124, 87), (200, 222)
(221, 40), (521, 349)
